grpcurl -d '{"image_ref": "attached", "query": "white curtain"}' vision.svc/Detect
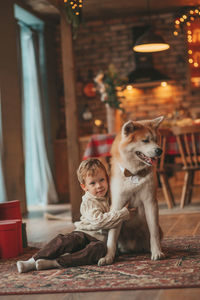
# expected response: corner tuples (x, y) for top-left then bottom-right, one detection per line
(0, 92), (7, 203)
(19, 23), (58, 206)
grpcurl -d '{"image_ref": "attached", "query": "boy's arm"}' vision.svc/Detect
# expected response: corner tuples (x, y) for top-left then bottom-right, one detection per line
(76, 201), (130, 231)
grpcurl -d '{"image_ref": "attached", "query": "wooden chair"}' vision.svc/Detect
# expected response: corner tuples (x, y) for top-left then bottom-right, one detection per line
(157, 128), (176, 209)
(171, 125), (200, 208)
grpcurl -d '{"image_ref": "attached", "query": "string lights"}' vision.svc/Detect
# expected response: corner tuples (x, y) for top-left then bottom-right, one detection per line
(173, 7), (200, 36)
(64, 0), (83, 16)
(63, 0), (84, 38)
(173, 7), (200, 69)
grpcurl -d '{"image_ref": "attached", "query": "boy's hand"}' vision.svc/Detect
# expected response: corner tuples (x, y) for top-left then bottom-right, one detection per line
(125, 202), (137, 213)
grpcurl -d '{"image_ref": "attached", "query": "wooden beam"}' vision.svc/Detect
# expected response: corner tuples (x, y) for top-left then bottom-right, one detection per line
(0, 1), (27, 214)
(46, 0), (62, 12)
(60, 12), (81, 222)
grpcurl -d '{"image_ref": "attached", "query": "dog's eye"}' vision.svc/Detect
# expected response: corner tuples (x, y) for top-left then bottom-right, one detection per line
(142, 139), (149, 143)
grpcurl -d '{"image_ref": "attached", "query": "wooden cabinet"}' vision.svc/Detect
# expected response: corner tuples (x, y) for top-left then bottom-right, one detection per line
(54, 136), (90, 203)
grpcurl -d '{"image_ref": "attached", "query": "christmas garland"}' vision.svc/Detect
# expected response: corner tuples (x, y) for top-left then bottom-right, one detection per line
(173, 6), (200, 36)
(173, 6), (200, 69)
(64, 0), (84, 38)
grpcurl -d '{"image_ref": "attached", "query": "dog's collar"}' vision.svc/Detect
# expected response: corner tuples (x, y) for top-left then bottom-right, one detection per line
(118, 164), (151, 183)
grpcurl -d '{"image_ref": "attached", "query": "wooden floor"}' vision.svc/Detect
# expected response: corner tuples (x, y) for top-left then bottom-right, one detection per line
(1, 187), (200, 300)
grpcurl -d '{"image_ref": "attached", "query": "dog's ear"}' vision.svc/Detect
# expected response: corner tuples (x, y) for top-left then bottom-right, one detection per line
(122, 121), (141, 137)
(149, 116), (164, 129)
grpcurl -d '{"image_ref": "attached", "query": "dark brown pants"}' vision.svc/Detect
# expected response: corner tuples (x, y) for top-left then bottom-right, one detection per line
(33, 231), (107, 267)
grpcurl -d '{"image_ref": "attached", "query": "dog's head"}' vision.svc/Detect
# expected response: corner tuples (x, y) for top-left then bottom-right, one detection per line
(119, 116), (164, 167)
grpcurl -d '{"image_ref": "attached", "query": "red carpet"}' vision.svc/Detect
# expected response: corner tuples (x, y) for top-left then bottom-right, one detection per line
(0, 236), (200, 295)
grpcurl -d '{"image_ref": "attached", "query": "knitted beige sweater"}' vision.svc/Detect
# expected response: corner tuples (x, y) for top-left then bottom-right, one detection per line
(74, 191), (129, 242)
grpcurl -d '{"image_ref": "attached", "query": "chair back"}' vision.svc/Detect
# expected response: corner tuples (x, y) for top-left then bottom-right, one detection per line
(172, 125), (200, 170)
(157, 128), (172, 172)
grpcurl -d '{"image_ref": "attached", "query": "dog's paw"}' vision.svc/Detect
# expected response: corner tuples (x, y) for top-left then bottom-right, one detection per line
(98, 255), (114, 266)
(151, 251), (165, 260)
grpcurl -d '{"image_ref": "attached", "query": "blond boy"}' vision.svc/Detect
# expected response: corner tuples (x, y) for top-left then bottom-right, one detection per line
(17, 158), (130, 273)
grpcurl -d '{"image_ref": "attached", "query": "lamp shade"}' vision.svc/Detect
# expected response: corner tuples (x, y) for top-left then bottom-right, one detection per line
(133, 28), (170, 53)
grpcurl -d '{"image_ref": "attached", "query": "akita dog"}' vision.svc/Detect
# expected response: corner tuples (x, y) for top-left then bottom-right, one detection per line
(98, 116), (165, 266)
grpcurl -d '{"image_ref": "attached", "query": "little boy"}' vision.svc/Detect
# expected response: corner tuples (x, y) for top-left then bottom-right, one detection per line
(17, 158), (131, 273)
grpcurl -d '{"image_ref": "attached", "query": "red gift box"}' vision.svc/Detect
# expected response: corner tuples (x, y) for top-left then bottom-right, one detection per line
(0, 221), (19, 259)
(0, 219), (23, 255)
(0, 201), (23, 259)
(0, 200), (22, 220)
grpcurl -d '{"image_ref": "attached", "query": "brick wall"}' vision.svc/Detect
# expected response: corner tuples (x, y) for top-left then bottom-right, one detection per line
(55, 12), (200, 137)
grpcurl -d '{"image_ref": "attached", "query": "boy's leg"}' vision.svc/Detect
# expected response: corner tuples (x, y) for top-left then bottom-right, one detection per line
(17, 240), (106, 272)
(36, 258), (60, 270)
(33, 231), (94, 261)
(16, 231), (92, 273)
(56, 240), (107, 268)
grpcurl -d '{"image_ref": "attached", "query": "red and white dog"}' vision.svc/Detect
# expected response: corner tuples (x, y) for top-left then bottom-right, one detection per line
(98, 116), (165, 266)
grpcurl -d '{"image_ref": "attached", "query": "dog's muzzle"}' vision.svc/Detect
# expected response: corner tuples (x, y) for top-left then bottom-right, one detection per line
(136, 147), (162, 166)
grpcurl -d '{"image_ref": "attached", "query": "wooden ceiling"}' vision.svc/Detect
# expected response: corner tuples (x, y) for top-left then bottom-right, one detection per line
(23, 0), (200, 20)
(83, 0), (200, 20)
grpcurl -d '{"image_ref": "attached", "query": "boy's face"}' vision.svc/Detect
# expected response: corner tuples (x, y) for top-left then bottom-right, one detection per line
(81, 168), (108, 197)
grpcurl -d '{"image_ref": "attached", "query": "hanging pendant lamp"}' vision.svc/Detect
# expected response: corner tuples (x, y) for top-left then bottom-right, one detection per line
(133, 28), (170, 52)
(133, 0), (170, 53)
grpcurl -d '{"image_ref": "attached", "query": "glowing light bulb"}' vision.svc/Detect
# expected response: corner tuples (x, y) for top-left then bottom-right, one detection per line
(126, 85), (133, 91)
(161, 82), (167, 87)
(189, 58), (193, 63)
(94, 119), (102, 127)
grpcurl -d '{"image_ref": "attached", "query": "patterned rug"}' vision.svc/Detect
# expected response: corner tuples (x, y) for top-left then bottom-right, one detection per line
(1, 236), (200, 295)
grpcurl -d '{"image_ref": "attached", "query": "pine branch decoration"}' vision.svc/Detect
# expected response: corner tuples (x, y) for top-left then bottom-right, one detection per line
(64, 0), (84, 39)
